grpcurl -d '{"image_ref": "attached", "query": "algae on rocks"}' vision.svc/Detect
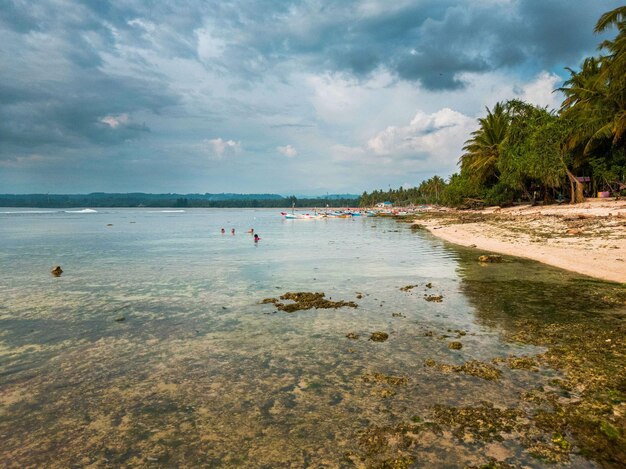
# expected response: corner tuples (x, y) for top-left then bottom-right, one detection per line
(425, 359), (502, 381)
(261, 292), (358, 313)
(370, 332), (389, 342)
(478, 254), (503, 263)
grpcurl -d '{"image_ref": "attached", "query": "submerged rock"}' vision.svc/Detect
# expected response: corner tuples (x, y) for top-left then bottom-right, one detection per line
(357, 423), (420, 467)
(448, 341), (463, 350)
(346, 332), (359, 340)
(400, 284), (418, 292)
(361, 373), (408, 386)
(493, 355), (539, 371)
(478, 254), (503, 263)
(424, 294), (443, 302)
(431, 402), (523, 442)
(370, 332), (389, 342)
(260, 292), (358, 313)
(372, 388), (396, 398)
(114, 316), (125, 322)
(50, 266), (63, 277)
(456, 360), (502, 381)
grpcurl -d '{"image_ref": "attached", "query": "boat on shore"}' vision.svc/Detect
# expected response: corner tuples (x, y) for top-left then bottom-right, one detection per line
(280, 207), (419, 219)
(280, 212), (322, 219)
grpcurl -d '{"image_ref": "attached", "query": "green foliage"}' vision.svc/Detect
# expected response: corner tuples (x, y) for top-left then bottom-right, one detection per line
(497, 101), (570, 194)
(588, 149), (626, 190)
(561, 6), (626, 154)
(440, 173), (484, 207)
(484, 182), (517, 207)
(460, 102), (510, 185)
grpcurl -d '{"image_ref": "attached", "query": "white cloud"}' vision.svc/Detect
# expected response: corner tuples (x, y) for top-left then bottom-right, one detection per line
(277, 144), (297, 157)
(196, 27), (226, 62)
(328, 107), (476, 182)
(100, 114), (129, 128)
(517, 71), (562, 110)
(204, 138), (241, 158)
(367, 108), (475, 160)
(128, 18), (156, 33)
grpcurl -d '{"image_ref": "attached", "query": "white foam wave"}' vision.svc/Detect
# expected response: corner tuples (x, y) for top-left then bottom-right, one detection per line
(65, 208), (98, 213)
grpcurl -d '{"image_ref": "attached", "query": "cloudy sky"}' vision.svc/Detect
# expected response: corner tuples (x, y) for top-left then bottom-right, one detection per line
(0, 0), (621, 195)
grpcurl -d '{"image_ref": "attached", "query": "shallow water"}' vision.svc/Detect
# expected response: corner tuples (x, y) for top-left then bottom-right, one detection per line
(0, 208), (623, 468)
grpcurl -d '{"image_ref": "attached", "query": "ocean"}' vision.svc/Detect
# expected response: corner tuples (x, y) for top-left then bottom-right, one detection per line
(0, 208), (621, 467)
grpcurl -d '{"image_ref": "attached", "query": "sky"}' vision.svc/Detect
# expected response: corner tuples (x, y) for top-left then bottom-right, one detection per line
(0, 0), (622, 195)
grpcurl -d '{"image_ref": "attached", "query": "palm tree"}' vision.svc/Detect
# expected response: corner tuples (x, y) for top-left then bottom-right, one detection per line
(595, 6), (626, 148)
(418, 176), (446, 203)
(595, 6), (626, 32)
(561, 6), (626, 153)
(558, 57), (609, 155)
(460, 102), (509, 185)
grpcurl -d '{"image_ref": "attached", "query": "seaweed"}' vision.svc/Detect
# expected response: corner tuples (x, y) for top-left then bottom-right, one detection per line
(370, 332), (389, 342)
(425, 359), (502, 381)
(260, 292), (358, 313)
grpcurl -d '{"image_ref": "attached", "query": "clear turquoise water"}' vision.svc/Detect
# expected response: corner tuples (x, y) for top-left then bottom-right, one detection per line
(0, 208), (621, 467)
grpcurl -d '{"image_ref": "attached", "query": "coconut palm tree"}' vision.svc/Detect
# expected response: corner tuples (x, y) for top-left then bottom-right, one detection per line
(596, 6), (626, 148)
(558, 57), (609, 155)
(561, 7), (626, 154)
(460, 102), (510, 185)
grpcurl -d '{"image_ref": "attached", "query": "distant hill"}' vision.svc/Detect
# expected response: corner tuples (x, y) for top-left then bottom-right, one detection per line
(0, 193), (359, 208)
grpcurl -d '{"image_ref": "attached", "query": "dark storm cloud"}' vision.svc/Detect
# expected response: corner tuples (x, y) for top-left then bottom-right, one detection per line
(225, 0), (619, 89)
(0, 65), (176, 152)
(0, 1), (180, 157)
(0, 0), (621, 192)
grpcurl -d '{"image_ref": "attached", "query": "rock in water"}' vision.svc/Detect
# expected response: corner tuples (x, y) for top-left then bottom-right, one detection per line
(448, 341), (463, 350)
(478, 254), (503, 263)
(51, 266), (63, 277)
(370, 331), (389, 342)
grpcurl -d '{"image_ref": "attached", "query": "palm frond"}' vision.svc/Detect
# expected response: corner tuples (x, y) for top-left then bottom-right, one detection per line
(595, 6), (626, 33)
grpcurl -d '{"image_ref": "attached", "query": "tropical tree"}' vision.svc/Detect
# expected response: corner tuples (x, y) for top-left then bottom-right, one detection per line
(418, 176), (446, 203)
(499, 100), (582, 203)
(596, 5), (626, 80)
(596, 6), (626, 149)
(560, 6), (626, 155)
(460, 102), (510, 185)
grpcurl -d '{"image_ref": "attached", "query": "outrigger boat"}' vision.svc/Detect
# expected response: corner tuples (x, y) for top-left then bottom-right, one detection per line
(280, 212), (322, 219)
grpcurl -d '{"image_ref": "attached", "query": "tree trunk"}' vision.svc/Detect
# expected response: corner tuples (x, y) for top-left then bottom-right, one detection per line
(565, 168), (585, 204)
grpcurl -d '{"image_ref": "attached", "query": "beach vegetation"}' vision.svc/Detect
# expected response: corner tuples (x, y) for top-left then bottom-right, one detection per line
(361, 6), (626, 207)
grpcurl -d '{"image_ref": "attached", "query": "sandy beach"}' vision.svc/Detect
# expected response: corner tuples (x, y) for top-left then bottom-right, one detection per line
(415, 198), (626, 283)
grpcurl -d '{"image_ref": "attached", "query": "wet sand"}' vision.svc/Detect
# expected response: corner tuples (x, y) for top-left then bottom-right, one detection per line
(415, 199), (626, 283)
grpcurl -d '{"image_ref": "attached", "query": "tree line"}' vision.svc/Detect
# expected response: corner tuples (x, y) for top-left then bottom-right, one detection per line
(0, 193), (358, 208)
(361, 6), (625, 208)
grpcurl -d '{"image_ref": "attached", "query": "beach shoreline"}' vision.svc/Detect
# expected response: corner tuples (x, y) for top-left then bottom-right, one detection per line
(411, 199), (626, 283)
